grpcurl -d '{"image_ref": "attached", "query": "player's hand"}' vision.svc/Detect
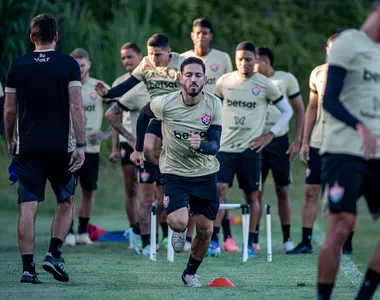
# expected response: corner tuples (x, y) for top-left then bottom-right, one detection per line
(357, 123), (377, 160)
(190, 133), (201, 150)
(250, 133), (274, 152)
(88, 128), (112, 144)
(94, 81), (108, 97)
(286, 139), (300, 162)
(299, 143), (310, 164)
(109, 151), (120, 164)
(69, 147), (85, 172)
(130, 151), (144, 168)
(7, 140), (15, 157)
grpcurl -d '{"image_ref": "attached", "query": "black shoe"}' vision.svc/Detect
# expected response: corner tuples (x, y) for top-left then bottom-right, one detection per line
(286, 242), (313, 254)
(342, 246), (354, 255)
(20, 271), (42, 284)
(42, 253), (69, 282)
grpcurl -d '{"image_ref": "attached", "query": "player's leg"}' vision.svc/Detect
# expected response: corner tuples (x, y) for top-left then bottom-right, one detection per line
(237, 149), (262, 257)
(144, 120), (162, 164)
(76, 153), (99, 245)
(43, 153), (77, 283)
(16, 154), (44, 284)
(355, 160), (380, 299)
(317, 154), (362, 299)
(287, 147), (321, 254)
(184, 215), (195, 252)
(182, 173), (219, 287)
(222, 193), (239, 252)
(161, 174), (190, 253)
(155, 183), (168, 248)
(120, 143), (139, 229)
(210, 152), (234, 257)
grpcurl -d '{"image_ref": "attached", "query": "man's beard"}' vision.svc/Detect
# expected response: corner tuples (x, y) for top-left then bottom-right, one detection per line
(184, 83), (204, 97)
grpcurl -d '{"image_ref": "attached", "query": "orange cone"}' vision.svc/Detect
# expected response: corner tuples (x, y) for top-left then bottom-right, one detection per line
(207, 277), (235, 287)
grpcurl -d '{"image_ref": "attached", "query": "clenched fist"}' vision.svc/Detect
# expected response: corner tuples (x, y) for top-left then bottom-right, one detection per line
(190, 133), (201, 150)
(94, 81), (108, 97)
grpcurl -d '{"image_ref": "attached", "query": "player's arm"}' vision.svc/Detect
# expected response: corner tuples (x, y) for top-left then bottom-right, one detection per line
(190, 125), (222, 155)
(0, 93), (5, 138)
(323, 65), (376, 159)
(95, 76), (141, 99)
(105, 102), (136, 149)
(4, 62), (17, 155)
(109, 124), (120, 164)
(300, 90), (318, 163)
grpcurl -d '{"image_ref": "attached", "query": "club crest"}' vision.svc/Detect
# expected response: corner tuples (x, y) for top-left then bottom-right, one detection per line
(163, 195), (170, 208)
(329, 181), (345, 203)
(210, 63), (219, 72)
(252, 87), (261, 96)
(140, 169), (150, 182)
(201, 113), (212, 125)
(90, 91), (98, 101)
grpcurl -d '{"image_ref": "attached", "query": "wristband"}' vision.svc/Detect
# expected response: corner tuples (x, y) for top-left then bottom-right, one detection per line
(76, 142), (87, 148)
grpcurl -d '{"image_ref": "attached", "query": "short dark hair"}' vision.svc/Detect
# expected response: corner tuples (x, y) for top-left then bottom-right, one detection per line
(70, 48), (90, 60)
(372, 0), (380, 10)
(30, 14), (57, 44)
(256, 47), (274, 66)
(180, 57), (206, 74)
(236, 41), (256, 54)
(121, 42), (141, 54)
(327, 33), (340, 45)
(192, 18), (213, 32)
(147, 34), (169, 48)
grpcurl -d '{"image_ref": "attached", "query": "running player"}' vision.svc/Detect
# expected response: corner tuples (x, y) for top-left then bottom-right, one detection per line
(105, 42), (164, 254)
(317, 2), (380, 298)
(286, 33), (356, 255)
(181, 18), (237, 252)
(97, 34), (184, 254)
(63, 48), (111, 246)
(131, 57), (223, 287)
(253, 47), (305, 252)
(209, 42), (293, 257)
(4, 14), (85, 283)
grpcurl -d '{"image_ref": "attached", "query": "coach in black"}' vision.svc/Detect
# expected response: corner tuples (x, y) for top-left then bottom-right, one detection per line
(4, 14), (86, 284)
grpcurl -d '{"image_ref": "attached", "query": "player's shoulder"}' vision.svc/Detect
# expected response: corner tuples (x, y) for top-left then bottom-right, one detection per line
(311, 63), (328, 76)
(211, 48), (230, 59)
(171, 52), (185, 64)
(181, 50), (194, 57)
(252, 72), (271, 85)
(337, 29), (361, 42)
(158, 90), (181, 103)
(203, 91), (222, 103)
(216, 71), (236, 84)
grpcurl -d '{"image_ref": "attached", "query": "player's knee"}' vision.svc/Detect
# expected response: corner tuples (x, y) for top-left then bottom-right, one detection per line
(217, 184), (228, 200)
(60, 196), (74, 207)
(196, 227), (213, 241)
(275, 186), (289, 200)
(329, 215), (355, 243)
(305, 185), (320, 201)
(167, 214), (187, 232)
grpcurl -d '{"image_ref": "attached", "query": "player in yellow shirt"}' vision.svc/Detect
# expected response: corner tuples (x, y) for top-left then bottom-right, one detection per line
(286, 33), (358, 255)
(317, 2), (380, 298)
(130, 57), (223, 287)
(181, 18), (238, 252)
(64, 48), (111, 246)
(105, 42), (167, 254)
(253, 47), (305, 253)
(211, 42), (293, 257)
(98, 35), (184, 254)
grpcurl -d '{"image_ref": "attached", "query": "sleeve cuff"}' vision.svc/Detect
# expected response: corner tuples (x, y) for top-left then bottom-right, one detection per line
(69, 81), (82, 88)
(272, 95), (284, 105)
(289, 91), (301, 100)
(5, 87), (16, 93)
(116, 100), (130, 111)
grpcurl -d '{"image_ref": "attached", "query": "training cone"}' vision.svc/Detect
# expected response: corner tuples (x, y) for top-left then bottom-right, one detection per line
(207, 277), (235, 287)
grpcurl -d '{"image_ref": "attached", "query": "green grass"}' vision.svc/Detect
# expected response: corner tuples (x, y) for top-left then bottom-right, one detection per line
(0, 140), (379, 299)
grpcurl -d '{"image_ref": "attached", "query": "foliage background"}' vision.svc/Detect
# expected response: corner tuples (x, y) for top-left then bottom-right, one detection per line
(0, 0), (370, 152)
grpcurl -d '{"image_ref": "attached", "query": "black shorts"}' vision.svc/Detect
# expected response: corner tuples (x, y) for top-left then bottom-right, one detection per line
(306, 147), (322, 185)
(146, 119), (162, 139)
(119, 142), (161, 184)
(217, 149), (261, 193)
(321, 153), (380, 218)
(77, 153), (99, 191)
(262, 134), (291, 186)
(161, 173), (219, 221)
(16, 152), (76, 203)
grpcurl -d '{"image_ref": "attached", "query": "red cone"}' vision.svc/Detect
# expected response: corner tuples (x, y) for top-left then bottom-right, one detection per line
(207, 277), (235, 287)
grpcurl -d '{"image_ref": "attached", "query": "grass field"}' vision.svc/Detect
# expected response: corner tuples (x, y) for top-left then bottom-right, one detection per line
(0, 141), (379, 300)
